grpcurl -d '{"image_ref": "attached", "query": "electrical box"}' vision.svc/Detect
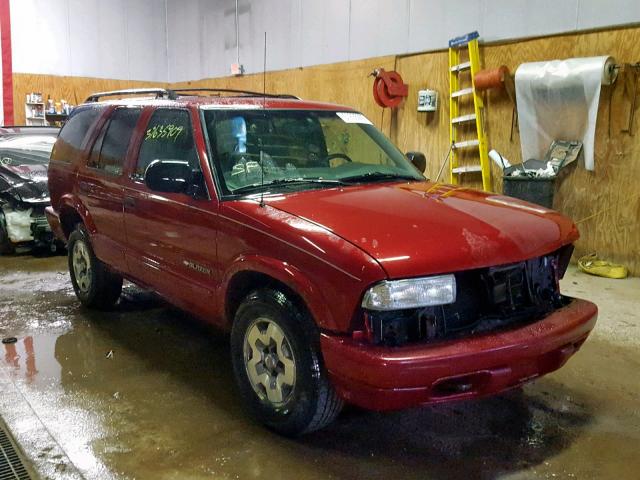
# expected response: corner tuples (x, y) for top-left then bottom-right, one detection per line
(418, 89), (438, 112)
(230, 63), (244, 76)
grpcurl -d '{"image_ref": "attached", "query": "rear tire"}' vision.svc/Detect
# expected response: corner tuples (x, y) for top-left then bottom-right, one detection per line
(0, 211), (15, 255)
(230, 288), (343, 436)
(67, 224), (122, 309)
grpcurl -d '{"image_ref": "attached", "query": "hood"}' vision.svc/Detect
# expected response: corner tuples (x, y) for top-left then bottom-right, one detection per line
(0, 163), (50, 203)
(266, 181), (578, 278)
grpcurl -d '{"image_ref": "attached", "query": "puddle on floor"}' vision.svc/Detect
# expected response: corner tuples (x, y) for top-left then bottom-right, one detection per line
(1, 255), (639, 479)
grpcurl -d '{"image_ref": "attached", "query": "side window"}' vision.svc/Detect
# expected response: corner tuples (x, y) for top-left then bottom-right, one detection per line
(51, 107), (103, 163)
(87, 125), (107, 169)
(87, 107), (141, 175)
(135, 109), (197, 178)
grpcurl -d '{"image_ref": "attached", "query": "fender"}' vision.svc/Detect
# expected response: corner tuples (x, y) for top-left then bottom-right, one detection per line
(57, 192), (96, 235)
(220, 253), (338, 331)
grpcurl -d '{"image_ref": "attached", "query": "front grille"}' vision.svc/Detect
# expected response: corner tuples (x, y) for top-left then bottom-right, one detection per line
(30, 215), (50, 232)
(30, 215), (52, 244)
(0, 425), (31, 480)
(366, 247), (572, 346)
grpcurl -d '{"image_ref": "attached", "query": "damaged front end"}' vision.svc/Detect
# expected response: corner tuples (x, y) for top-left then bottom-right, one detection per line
(0, 134), (58, 252)
(360, 245), (574, 347)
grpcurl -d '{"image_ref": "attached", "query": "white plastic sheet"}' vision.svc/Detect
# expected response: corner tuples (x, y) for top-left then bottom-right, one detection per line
(515, 56), (616, 171)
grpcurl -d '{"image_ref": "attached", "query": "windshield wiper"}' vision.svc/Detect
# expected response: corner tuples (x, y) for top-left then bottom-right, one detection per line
(339, 172), (419, 183)
(232, 177), (346, 194)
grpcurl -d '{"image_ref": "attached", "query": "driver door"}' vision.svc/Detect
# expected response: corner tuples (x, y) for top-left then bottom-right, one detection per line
(123, 107), (219, 320)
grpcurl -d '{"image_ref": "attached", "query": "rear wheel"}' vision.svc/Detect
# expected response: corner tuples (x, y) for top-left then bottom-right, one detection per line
(0, 211), (15, 254)
(230, 288), (343, 436)
(68, 224), (122, 309)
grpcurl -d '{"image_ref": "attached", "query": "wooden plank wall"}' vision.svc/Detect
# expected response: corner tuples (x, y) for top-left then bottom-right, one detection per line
(12, 26), (640, 274)
(12, 74), (167, 124)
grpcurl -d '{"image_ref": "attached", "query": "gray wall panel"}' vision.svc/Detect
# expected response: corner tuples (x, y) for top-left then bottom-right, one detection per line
(10, 0), (640, 82)
(11, 0), (170, 81)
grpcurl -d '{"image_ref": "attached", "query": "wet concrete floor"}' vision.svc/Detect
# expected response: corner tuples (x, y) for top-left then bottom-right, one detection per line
(0, 253), (639, 479)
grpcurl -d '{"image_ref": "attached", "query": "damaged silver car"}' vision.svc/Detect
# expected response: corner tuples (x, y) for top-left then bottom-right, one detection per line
(0, 126), (60, 253)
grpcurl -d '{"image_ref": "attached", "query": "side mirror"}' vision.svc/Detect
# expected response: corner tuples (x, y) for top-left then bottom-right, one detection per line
(406, 151), (426, 173)
(144, 159), (192, 194)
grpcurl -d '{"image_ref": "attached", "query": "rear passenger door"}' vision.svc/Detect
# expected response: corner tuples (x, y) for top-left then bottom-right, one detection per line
(49, 107), (104, 206)
(77, 107), (141, 272)
(123, 108), (218, 319)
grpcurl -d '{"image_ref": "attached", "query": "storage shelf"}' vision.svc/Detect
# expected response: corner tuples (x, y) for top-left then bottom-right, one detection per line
(45, 113), (68, 121)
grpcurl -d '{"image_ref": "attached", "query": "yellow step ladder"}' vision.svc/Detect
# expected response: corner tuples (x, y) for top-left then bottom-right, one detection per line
(448, 31), (491, 191)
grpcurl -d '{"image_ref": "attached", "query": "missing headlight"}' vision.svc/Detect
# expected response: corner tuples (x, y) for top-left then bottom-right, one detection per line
(361, 250), (568, 347)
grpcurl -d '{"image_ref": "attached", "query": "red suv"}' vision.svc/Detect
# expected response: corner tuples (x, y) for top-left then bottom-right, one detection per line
(46, 88), (597, 435)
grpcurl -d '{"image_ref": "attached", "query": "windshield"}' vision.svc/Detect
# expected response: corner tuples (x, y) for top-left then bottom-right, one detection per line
(201, 109), (424, 196)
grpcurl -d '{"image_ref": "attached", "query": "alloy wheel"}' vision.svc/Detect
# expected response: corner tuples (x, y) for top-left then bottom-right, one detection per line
(243, 318), (296, 406)
(72, 240), (92, 293)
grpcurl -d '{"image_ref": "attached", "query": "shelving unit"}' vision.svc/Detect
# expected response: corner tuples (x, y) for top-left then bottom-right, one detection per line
(25, 101), (48, 126)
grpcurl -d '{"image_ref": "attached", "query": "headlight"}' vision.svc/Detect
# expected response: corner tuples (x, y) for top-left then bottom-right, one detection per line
(361, 274), (456, 311)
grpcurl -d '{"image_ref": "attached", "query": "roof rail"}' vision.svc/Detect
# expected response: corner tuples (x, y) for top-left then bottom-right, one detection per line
(84, 87), (301, 104)
(171, 88), (300, 99)
(85, 88), (176, 103)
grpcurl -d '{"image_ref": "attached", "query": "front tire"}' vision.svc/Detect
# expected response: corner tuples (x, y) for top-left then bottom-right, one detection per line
(230, 288), (343, 436)
(68, 224), (122, 309)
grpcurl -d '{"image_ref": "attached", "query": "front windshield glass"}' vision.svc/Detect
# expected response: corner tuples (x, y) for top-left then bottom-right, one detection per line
(201, 109), (424, 196)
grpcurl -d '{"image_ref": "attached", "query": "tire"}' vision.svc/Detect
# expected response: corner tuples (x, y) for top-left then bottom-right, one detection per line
(0, 211), (15, 255)
(230, 288), (343, 436)
(67, 224), (122, 309)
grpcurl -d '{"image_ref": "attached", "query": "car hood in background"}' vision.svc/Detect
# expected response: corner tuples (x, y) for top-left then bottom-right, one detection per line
(0, 163), (50, 203)
(266, 181), (578, 278)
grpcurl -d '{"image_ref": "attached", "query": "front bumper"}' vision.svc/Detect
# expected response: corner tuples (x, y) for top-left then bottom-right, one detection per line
(2, 204), (53, 246)
(30, 214), (53, 245)
(321, 297), (597, 411)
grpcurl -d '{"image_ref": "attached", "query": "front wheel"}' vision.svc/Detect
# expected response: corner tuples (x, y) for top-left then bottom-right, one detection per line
(68, 224), (122, 309)
(230, 288), (343, 436)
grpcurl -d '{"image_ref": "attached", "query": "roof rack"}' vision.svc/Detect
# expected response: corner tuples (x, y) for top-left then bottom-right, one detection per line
(170, 88), (300, 99)
(84, 87), (300, 103)
(85, 88), (176, 103)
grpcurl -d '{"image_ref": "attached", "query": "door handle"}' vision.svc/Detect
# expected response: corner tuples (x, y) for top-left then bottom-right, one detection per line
(123, 196), (136, 208)
(78, 181), (95, 194)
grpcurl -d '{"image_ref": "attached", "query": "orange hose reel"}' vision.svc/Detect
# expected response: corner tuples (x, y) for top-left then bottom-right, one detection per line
(474, 65), (516, 105)
(474, 65), (510, 91)
(371, 68), (409, 108)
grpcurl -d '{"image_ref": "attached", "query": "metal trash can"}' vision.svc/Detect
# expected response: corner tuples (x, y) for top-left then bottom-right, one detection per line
(502, 176), (555, 209)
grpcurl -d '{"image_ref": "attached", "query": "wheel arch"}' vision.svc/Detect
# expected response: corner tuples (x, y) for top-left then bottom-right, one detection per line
(222, 255), (337, 331)
(57, 194), (96, 239)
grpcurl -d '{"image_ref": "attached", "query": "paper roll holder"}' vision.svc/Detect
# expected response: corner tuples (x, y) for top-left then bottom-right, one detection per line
(605, 63), (640, 135)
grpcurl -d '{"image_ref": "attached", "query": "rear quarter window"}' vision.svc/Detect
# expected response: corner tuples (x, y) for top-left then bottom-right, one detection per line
(51, 107), (104, 163)
(87, 107), (141, 175)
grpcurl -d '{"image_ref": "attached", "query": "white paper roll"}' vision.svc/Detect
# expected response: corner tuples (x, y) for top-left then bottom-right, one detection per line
(515, 56), (615, 171)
